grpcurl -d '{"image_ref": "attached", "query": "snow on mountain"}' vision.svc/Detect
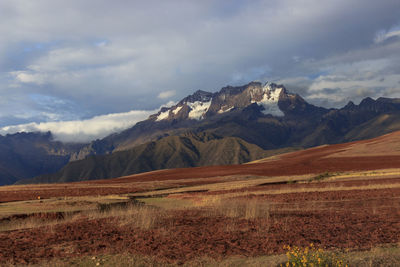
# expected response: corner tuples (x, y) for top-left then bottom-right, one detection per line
(256, 83), (284, 116)
(152, 81), (288, 122)
(172, 106), (182, 115)
(156, 109), (170, 121)
(217, 106), (234, 114)
(187, 99), (212, 120)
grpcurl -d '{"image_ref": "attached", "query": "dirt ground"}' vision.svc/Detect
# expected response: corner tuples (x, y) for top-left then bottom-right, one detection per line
(2, 146), (400, 203)
(1, 132), (400, 264)
(1, 184), (400, 265)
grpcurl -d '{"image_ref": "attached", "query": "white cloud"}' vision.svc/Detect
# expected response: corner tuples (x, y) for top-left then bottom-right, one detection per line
(0, 109), (155, 143)
(157, 90), (176, 99)
(0, 0), (400, 124)
(303, 58), (400, 106)
(12, 71), (46, 85)
(375, 28), (400, 43)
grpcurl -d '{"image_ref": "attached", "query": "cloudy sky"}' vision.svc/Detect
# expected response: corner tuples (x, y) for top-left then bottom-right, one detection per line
(1, 0), (400, 142)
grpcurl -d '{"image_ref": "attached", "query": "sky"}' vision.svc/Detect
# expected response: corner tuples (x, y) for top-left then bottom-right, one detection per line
(1, 0), (400, 142)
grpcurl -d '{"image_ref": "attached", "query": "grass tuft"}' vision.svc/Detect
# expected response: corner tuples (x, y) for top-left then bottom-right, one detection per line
(308, 172), (332, 182)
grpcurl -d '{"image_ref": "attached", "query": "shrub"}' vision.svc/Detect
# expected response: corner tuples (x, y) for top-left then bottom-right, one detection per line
(309, 172), (331, 182)
(281, 243), (348, 267)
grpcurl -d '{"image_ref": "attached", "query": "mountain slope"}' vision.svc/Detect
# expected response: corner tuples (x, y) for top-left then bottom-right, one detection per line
(70, 82), (328, 160)
(104, 130), (400, 184)
(6, 81), (400, 185)
(35, 81), (400, 184)
(0, 132), (83, 185)
(24, 133), (297, 183)
(73, 82), (400, 162)
(300, 97), (400, 147)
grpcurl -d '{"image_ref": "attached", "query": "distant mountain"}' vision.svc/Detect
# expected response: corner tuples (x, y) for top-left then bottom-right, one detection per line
(0, 132), (83, 185)
(300, 97), (400, 147)
(70, 82), (328, 160)
(6, 81), (400, 185)
(22, 132), (297, 183)
(85, 129), (400, 184)
(70, 81), (400, 162)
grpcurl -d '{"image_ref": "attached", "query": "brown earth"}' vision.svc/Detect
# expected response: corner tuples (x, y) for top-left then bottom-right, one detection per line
(1, 131), (400, 264)
(2, 131), (400, 203)
(0, 177), (230, 203)
(101, 130), (400, 183)
(179, 176), (400, 197)
(1, 186), (400, 265)
(0, 185), (141, 203)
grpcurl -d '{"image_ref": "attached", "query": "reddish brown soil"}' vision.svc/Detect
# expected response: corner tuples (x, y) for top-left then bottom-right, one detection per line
(1, 132), (400, 264)
(106, 138), (400, 183)
(0, 178), (229, 203)
(0, 212), (67, 223)
(2, 132), (400, 203)
(178, 176), (400, 197)
(255, 188), (400, 203)
(0, 186), (141, 203)
(110, 155), (400, 183)
(1, 187), (400, 264)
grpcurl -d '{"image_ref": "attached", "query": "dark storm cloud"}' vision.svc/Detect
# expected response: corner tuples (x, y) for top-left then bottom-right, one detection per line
(0, 0), (400, 140)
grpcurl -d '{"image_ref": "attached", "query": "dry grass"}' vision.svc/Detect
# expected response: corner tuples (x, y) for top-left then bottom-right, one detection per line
(345, 245), (400, 266)
(141, 197), (195, 210)
(19, 245), (400, 266)
(4, 167), (398, 232)
(0, 195), (130, 219)
(184, 181), (400, 204)
(330, 168), (400, 181)
(209, 198), (270, 220)
(0, 198), (163, 232)
(2, 174), (400, 266)
(192, 194), (271, 234)
(0, 183), (133, 193)
(128, 168), (400, 200)
(0, 192), (274, 233)
(0, 174), (263, 197)
(130, 174), (313, 198)
(10, 253), (287, 267)
(0, 214), (71, 232)
(89, 203), (163, 230)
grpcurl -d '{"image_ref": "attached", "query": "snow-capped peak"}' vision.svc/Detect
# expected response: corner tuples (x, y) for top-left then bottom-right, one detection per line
(261, 82), (283, 100)
(153, 81), (288, 122)
(256, 82), (284, 116)
(181, 90), (213, 104)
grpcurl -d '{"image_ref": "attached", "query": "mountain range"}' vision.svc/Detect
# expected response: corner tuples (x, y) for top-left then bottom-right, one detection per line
(3, 81), (400, 185)
(0, 132), (83, 185)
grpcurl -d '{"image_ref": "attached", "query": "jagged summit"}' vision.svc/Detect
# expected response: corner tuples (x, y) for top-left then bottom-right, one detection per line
(180, 90), (213, 104)
(151, 81), (292, 122)
(8, 79), (400, 185)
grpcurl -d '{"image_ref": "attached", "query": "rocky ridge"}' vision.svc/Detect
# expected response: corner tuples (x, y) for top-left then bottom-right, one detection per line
(4, 81), (400, 185)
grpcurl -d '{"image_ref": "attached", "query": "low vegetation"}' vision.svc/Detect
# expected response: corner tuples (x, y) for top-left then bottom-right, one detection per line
(1, 169), (400, 266)
(7, 246), (400, 266)
(281, 244), (348, 267)
(308, 172), (333, 182)
(0, 197), (161, 232)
